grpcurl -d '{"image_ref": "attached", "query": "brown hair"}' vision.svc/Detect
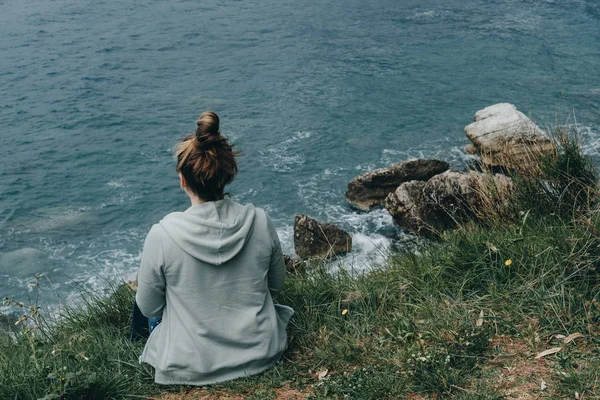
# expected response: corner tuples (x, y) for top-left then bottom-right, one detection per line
(175, 111), (239, 201)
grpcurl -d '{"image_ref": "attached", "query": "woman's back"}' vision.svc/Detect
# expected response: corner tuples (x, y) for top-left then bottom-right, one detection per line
(135, 112), (293, 385)
(137, 199), (293, 385)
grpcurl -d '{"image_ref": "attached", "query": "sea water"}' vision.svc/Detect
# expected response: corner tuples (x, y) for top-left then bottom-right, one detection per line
(1, 0), (599, 306)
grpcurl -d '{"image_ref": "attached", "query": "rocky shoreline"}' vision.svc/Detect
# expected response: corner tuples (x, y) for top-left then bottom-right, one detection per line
(292, 103), (556, 260)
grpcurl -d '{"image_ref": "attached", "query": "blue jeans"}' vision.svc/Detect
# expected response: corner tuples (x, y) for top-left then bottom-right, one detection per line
(129, 301), (162, 341)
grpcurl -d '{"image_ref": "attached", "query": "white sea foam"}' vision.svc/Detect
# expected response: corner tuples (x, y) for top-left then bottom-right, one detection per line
(276, 225), (295, 256)
(354, 164), (377, 171)
(260, 131), (312, 172)
(328, 232), (391, 275)
(577, 124), (600, 160)
(1, 226), (146, 308)
(106, 179), (128, 188)
(411, 10), (437, 19)
(381, 144), (476, 170)
(99, 191), (142, 208)
(489, 11), (541, 33)
(295, 167), (348, 213)
(74, 247), (141, 292)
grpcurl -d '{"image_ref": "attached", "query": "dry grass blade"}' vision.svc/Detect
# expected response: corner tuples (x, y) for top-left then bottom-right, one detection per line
(476, 310), (484, 327)
(534, 347), (562, 359)
(563, 332), (584, 344)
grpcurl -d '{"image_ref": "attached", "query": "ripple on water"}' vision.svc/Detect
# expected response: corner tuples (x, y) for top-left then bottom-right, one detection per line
(260, 131), (312, 173)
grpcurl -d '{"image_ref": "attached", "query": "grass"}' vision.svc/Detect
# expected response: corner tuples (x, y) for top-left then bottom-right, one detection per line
(2, 125), (600, 399)
(1, 283), (157, 399)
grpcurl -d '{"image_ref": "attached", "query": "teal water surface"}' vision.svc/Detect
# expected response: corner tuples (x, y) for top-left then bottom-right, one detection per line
(1, 0), (599, 305)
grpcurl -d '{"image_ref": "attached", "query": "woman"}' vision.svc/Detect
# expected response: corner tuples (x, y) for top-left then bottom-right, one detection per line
(134, 111), (294, 385)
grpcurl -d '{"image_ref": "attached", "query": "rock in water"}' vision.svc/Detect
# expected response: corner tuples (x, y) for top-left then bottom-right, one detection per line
(294, 215), (352, 260)
(385, 170), (513, 236)
(345, 159), (450, 210)
(465, 103), (556, 174)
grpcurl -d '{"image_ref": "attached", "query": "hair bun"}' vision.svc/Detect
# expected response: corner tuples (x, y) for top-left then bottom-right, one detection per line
(195, 111), (220, 139)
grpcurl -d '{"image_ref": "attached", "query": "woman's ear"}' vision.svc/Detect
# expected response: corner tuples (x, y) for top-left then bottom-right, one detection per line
(179, 172), (186, 189)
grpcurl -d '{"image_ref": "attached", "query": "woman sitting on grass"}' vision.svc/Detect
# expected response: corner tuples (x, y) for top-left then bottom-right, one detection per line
(131, 111), (294, 386)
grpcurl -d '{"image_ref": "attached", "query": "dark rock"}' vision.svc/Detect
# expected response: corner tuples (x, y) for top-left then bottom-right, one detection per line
(345, 158), (449, 211)
(293, 215), (352, 260)
(385, 170), (513, 236)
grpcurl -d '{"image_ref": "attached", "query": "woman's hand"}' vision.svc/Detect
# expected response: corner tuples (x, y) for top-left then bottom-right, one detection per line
(127, 280), (138, 293)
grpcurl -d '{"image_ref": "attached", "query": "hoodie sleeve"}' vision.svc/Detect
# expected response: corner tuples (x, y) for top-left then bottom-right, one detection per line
(265, 213), (285, 299)
(135, 225), (166, 318)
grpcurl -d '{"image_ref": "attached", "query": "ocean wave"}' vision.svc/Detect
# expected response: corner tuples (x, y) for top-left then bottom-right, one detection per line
(260, 131), (312, 172)
(296, 166), (345, 210)
(275, 225), (295, 256)
(409, 10), (438, 20)
(577, 124), (600, 160)
(72, 247), (141, 293)
(4, 206), (94, 235)
(106, 179), (128, 188)
(328, 232), (392, 275)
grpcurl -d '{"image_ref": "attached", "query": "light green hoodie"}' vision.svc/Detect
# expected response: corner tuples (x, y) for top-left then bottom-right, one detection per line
(136, 199), (294, 385)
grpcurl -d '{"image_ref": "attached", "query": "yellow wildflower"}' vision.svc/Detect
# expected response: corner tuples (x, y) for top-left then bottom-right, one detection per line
(505, 259), (513, 266)
(341, 309), (348, 316)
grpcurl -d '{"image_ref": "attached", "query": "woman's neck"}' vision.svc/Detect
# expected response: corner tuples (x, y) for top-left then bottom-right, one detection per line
(184, 187), (206, 206)
(190, 195), (206, 206)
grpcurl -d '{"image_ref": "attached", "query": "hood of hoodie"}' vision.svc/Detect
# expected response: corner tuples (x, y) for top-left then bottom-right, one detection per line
(159, 199), (256, 265)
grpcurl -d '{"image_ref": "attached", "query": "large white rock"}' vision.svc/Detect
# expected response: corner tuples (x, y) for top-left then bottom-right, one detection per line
(465, 103), (556, 173)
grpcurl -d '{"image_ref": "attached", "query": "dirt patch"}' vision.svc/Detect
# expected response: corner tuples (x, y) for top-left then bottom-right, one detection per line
(154, 390), (244, 400)
(153, 384), (309, 400)
(273, 384), (309, 400)
(483, 335), (554, 399)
